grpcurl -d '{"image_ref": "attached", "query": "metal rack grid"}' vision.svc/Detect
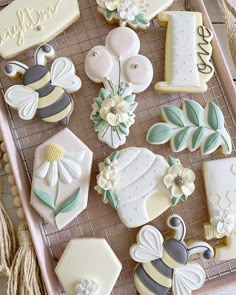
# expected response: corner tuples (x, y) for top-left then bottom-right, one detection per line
(0, 0), (236, 294)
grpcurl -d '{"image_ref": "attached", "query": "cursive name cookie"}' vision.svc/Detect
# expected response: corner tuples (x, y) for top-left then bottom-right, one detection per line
(95, 148), (196, 228)
(30, 128), (93, 230)
(4, 44), (82, 125)
(130, 214), (214, 295)
(155, 11), (214, 93)
(0, 0), (80, 59)
(96, 0), (173, 30)
(203, 158), (236, 260)
(85, 27), (153, 149)
(147, 100), (232, 155)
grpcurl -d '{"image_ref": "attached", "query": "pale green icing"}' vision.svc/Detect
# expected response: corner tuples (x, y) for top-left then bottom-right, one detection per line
(185, 100), (203, 126)
(192, 126), (205, 150)
(203, 132), (221, 154)
(208, 101), (224, 131)
(34, 186), (55, 210)
(55, 188), (81, 215)
(174, 127), (191, 151)
(147, 124), (172, 144)
(162, 105), (184, 127)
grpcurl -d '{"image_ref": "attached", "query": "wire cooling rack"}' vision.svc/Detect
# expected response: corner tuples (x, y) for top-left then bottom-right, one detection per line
(0, 0), (236, 294)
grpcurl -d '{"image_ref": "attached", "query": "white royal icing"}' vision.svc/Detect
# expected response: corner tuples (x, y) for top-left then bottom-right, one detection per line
(75, 279), (99, 295)
(171, 13), (200, 87)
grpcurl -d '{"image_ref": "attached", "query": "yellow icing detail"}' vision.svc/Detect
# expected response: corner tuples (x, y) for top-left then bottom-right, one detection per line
(204, 222), (217, 240)
(43, 103), (72, 123)
(134, 273), (156, 295)
(45, 144), (64, 162)
(161, 249), (182, 269)
(214, 236), (236, 260)
(146, 192), (172, 221)
(37, 87), (64, 109)
(142, 262), (171, 288)
(26, 72), (50, 90)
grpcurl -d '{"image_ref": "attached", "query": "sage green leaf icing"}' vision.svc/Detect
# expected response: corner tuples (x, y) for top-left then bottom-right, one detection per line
(203, 132), (221, 153)
(171, 197), (179, 206)
(106, 190), (118, 209)
(192, 126), (205, 149)
(174, 127), (191, 151)
(184, 100), (202, 126)
(55, 188), (81, 216)
(99, 88), (111, 100)
(147, 124), (172, 144)
(163, 105), (184, 127)
(95, 97), (103, 107)
(136, 14), (149, 25)
(132, 18), (139, 25)
(102, 189), (107, 203)
(181, 194), (188, 201)
(34, 187), (55, 210)
(166, 156), (179, 167)
(119, 124), (129, 135)
(110, 151), (119, 161)
(95, 120), (106, 130)
(129, 102), (138, 112)
(124, 94), (135, 104)
(106, 9), (113, 19)
(208, 101), (224, 130)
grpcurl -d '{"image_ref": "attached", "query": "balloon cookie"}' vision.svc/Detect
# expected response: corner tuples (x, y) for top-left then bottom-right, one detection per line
(95, 148), (196, 228)
(130, 215), (214, 295)
(147, 100), (232, 155)
(96, 0), (173, 30)
(155, 11), (214, 93)
(203, 157), (236, 260)
(4, 44), (82, 125)
(85, 27), (153, 148)
(0, 0), (80, 59)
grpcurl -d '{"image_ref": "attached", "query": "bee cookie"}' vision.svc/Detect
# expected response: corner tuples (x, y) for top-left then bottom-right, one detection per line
(96, 0), (173, 30)
(203, 158), (236, 260)
(95, 148), (196, 228)
(85, 27), (153, 149)
(55, 239), (122, 295)
(130, 215), (214, 295)
(4, 44), (82, 125)
(147, 100), (232, 155)
(155, 11), (214, 93)
(30, 128), (93, 230)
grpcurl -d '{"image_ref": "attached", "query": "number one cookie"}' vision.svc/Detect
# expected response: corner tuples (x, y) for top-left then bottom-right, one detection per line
(85, 27), (153, 149)
(155, 11), (214, 93)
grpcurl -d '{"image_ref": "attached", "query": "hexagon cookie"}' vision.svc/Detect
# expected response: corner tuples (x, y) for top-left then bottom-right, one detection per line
(55, 239), (122, 295)
(30, 128), (93, 230)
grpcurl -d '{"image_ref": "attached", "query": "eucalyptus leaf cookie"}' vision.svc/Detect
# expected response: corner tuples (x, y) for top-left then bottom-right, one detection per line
(95, 148), (196, 228)
(147, 100), (232, 155)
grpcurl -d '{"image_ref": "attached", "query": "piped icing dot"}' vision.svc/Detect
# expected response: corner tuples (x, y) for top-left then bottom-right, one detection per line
(45, 144), (65, 162)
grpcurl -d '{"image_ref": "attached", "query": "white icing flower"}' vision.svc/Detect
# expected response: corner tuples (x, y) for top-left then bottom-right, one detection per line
(163, 164), (195, 198)
(99, 95), (130, 126)
(75, 279), (98, 295)
(36, 144), (84, 187)
(96, 158), (119, 190)
(210, 210), (235, 236)
(97, 0), (121, 10)
(117, 0), (139, 22)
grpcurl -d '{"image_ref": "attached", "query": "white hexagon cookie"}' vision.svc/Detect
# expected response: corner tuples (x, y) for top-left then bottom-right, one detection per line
(30, 128), (93, 230)
(55, 239), (122, 295)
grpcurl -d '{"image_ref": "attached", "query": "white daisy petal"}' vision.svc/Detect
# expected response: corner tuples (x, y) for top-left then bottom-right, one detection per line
(163, 174), (176, 188)
(58, 161), (72, 184)
(65, 151), (85, 163)
(35, 161), (50, 179)
(171, 185), (183, 198)
(61, 158), (81, 178)
(181, 182), (195, 196)
(182, 168), (195, 183)
(47, 162), (58, 187)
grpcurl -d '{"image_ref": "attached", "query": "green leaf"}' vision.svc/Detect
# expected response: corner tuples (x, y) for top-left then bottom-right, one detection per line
(129, 102), (138, 112)
(181, 194), (188, 201)
(174, 127), (191, 151)
(147, 124), (172, 144)
(163, 105), (184, 127)
(106, 190), (118, 208)
(171, 197), (180, 206)
(95, 120), (106, 130)
(102, 189), (107, 203)
(55, 188), (81, 216)
(207, 101), (224, 131)
(184, 100), (202, 126)
(124, 94), (136, 104)
(166, 156), (179, 167)
(110, 151), (119, 161)
(132, 18), (139, 25)
(119, 124), (129, 135)
(106, 9), (113, 19)
(34, 187), (55, 210)
(192, 126), (205, 150)
(136, 13), (149, 24)
(95, 97), (103, 107)
(99, 88), (111, 100)
(203, 132), (221, 154)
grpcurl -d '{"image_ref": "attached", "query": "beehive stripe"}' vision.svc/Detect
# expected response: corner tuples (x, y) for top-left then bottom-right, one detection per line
(37, 87), (65, 109)
(42, 103), (72, 123)
(143, 262), (172, 288)
(26, 72), (51, 90)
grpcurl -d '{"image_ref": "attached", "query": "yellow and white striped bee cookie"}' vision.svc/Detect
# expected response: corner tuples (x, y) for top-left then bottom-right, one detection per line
(4, 44), (82, 125)
(130, 215), (214, 295)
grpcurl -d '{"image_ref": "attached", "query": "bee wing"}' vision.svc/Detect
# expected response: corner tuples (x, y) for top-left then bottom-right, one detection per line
(51, 57), (82, 93)
(172, 263), (206, 295)
(5, 85), (38, 120)
(130, 225), (163, 263)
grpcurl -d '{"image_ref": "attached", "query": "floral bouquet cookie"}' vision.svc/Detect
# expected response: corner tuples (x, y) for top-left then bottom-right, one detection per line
(95, 147), (195, 228)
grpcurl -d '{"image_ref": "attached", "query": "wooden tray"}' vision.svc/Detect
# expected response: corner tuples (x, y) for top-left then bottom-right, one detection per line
(0, 0), (236, 294)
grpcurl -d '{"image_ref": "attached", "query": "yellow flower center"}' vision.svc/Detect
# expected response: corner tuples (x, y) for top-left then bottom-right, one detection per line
(45, 144), (65, 162)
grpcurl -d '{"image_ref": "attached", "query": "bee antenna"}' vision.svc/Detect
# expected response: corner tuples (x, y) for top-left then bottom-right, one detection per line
(187, 241), (214, 260)
(35, 44), (55, 65)
(5, 61), (28, 77)
(167, 214), (186, 241)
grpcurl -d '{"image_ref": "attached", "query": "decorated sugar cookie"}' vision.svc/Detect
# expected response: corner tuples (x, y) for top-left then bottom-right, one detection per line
(130, 215), (214, 295)
(95, 148), (196, 228)
(4, 44), (82, 125)
(155, 11), (214, 93)
(30, 128), (93, 230)
(55, 239), (122, 295)
(203, 158), (236, 260)
(96, 0), (173, 30)
(85, 27), (153, 148)
(147, 100), (232, 155)
(0, 0), (80, 59)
